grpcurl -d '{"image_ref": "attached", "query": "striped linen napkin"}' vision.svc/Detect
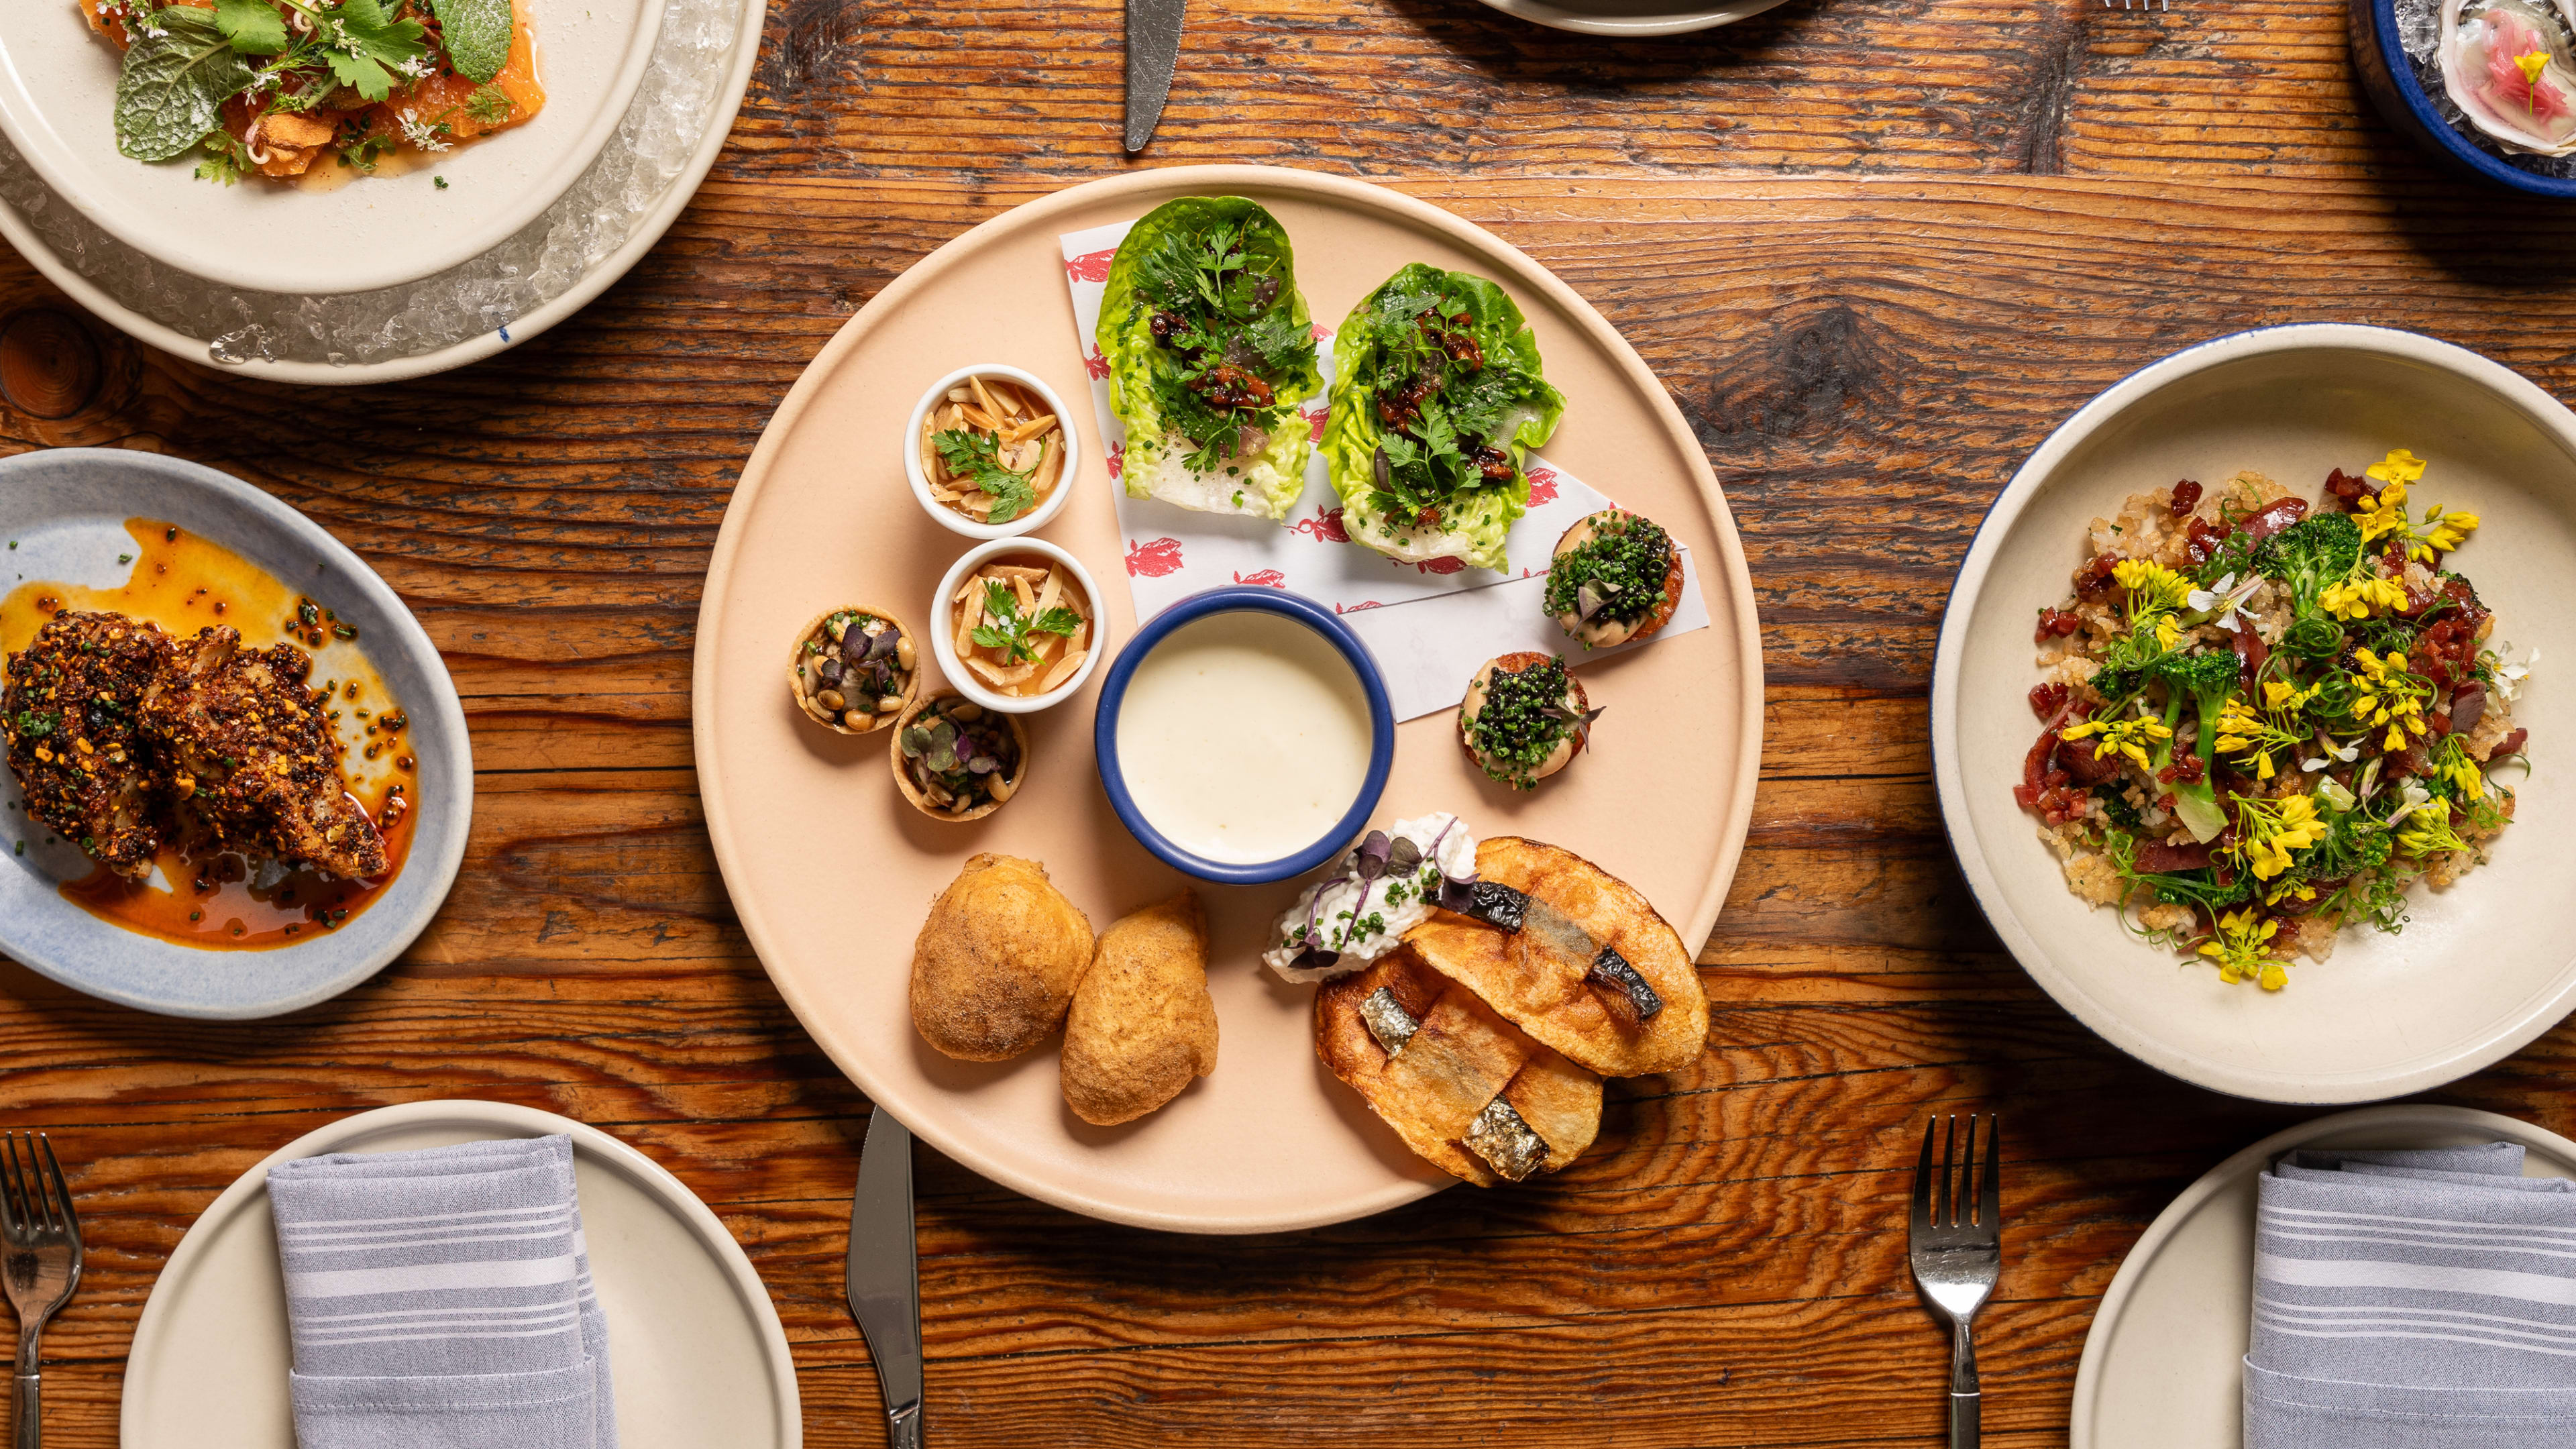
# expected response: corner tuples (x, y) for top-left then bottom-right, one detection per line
(2247, 1141), (2576, 1447)
(267, 1135), (616, 1449)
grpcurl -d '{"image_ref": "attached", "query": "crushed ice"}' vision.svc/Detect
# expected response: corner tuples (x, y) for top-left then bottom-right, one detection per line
(0, 0), (749, 369)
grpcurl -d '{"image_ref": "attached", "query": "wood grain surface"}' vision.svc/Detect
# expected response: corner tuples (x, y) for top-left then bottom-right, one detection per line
(9, 0), (2576, 1442)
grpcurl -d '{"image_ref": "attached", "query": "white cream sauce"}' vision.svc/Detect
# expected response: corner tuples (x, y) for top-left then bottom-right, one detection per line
(1116, 611), (1375, 865)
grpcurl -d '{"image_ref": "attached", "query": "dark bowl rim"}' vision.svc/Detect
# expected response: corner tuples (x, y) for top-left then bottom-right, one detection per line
(1091, 586), (1398, 886)
(2355, 0), (2576, 197)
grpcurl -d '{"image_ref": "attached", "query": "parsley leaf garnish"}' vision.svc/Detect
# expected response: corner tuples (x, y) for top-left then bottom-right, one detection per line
(969, 582), (1080, 664)
(933, 430), (1041, 525)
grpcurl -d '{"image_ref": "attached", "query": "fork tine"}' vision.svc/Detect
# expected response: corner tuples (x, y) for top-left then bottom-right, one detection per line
(1911, 1120), (1934, 1230)
(1935, 1115), (1955, 1226)
(1961, 1116), (1982, 1230)
(1981, 1116), (2002, 1231)
(0, 1134), (26, 1236)
(12, 1134), (44, 1233)
(39, 1134), (75, 1242)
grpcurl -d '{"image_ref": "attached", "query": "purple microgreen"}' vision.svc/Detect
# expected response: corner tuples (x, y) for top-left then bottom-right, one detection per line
(1354, 830), (1392, 883)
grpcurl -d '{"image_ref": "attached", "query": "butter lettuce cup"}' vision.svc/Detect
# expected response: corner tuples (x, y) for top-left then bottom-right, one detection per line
(905, 365), (1083, 541)
(790, 606), (920, 735)
(1093, 588), (1397, 886)
(889, 692), (1031, 822)
(931, 538), (1109, 714)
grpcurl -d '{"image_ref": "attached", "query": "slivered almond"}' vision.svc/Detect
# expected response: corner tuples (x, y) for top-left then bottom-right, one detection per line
(1002, 415), (1057, 445)
(1039, 649), (1087, 693)
(967, 655), (1036, 687)
(957, 405), (1002, 432)
(1034, 572), (1063, 616)
(969, 375), (1001, 419)
(989, 564), (1051, 582)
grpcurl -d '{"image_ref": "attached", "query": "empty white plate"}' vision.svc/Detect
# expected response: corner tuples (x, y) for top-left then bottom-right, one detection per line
(0, 0), (664, 295)
(2070, 1104), (2576, 1448)
(120, 1100), (801, 1449)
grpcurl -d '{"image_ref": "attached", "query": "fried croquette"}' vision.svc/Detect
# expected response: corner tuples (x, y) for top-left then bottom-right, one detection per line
(910, 853), (1095, 1061)
(1061, 890), (1218, 1125)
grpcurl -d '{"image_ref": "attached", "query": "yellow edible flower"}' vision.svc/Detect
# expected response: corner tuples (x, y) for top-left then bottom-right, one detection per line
(2520, 48), (2553, 91)
(2396, 809), (2470, 861)
(2349, 647), (2431, 751)
(2229, 792), (2324, 881)
(2198, 907), (2290, 991)
(2435, 738), (2486, 802)
(2366, 447), (2426, 488)
(2409, 500), (2480, 561)
(2353, 480), (2409, 544)
(2318, 572), (2408, 621)
(2113, 558), (2192, 614)
(2061, 714), (2173, 773)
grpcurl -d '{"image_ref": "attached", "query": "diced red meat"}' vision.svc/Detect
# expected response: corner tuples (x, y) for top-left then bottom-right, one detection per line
(2074, 555), (2120, 598)
(2241, 498), (2309, 543)
(2030, 683), (2071, 719)
(2226, 622), (2269, 692)
(2169, 480), (2203, 517)
(2450, 684), (2487, 738)
(2133, 841), (2212, 873)
(2493, 727), (2528, 760)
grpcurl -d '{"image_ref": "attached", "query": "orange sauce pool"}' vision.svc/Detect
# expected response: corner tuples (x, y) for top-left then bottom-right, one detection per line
(2, 519), (417, 951)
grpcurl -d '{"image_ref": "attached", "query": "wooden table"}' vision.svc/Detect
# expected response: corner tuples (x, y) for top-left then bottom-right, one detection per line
(5, 0), (2576, 1442)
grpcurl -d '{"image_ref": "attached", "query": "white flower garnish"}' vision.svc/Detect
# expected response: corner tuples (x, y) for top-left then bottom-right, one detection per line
(2186, 572), (2262, 633)
(2496, 643), (2538, 702)
(2302, 739), (2359, 773)
(398, 115), (450, 151)
(2385, 777), (2435, 828)
(2315, 776), (2357, 812)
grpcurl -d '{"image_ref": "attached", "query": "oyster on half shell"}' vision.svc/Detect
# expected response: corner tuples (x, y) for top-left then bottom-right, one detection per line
(2442, 0), (2576, 156)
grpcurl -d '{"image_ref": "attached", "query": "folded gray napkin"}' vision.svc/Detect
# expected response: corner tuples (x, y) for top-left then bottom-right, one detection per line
(267, 1135), (616, 1449)
(2246, 1141), (2576, 1448)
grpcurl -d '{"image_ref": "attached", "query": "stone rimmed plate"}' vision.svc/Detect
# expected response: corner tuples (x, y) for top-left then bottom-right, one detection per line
(2070, 1104), (2576, 1448)
(0, 0), (665, 296)
(120, 1099), (802, 1449)
(693, 164), (1764, 1233)
(0, 448), (471, 1018)
(1933, 323), (2573, 1103)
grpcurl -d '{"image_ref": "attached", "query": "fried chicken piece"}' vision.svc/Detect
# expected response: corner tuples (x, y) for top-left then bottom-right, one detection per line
(143, 626), (388, 879)
(2, 611), (174, 878)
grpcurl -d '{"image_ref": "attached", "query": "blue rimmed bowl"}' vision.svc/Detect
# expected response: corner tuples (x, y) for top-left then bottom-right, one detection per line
(2351, 0), (2576, 197)
(1092, 588), (1396, 886)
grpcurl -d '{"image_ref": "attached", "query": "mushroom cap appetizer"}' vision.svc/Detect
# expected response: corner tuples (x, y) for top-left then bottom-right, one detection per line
(1546, 509), (1682, 651)
(1458, 652), (1595, 790)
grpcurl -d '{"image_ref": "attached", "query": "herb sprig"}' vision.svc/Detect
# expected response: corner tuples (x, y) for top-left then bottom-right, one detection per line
(970, 581), (1081, 665)
(933, 430), (1041, 525)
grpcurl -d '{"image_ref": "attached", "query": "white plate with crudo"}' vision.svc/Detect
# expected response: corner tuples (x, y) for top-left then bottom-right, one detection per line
(1932, 323), (2573, 1104)
(120, 1099), (801, 1449)
(0, 0), (664, 296)
(2070, 1104), (2576, 1448)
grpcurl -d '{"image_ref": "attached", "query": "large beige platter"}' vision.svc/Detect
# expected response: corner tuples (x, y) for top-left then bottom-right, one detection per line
(693, 166), (1762, 1233)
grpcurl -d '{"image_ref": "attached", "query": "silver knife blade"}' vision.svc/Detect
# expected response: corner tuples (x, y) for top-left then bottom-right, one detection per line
(847, 1110), (924, 1449)
(1124, 0), (1183, 152)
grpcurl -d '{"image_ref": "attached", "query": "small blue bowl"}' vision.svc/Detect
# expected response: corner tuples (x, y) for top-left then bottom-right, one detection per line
(1093, 588), (1396, 885)
(2351, 0), (2576, 197)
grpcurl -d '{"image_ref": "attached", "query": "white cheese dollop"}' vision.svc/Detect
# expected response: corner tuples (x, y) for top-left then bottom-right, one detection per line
(1261, 813), (1479, 983)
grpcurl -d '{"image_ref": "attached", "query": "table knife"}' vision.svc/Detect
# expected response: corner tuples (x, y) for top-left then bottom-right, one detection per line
(847, 1110), (924, 1449)
(1124, 0), (1184, 152)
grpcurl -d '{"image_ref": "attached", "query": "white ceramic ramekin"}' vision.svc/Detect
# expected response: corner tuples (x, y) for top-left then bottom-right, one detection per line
(928, 537), (1110, 714)
(903, 364), (1083, 540)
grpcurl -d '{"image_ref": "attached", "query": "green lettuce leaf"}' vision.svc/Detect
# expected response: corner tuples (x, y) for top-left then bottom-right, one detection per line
(1096, 196), (1320, 521)
(1322, 264), (1564, 572)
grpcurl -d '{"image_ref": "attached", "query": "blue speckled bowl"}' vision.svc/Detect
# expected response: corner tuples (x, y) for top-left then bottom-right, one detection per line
(1092, 588), (1395, 886)
(0, 449), (472, 1019)
(2350, 0), (2576, 197)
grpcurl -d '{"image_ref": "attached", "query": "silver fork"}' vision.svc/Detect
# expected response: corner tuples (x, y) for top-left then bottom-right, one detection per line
(1909, 1116), (2001, 1449)
(0, 1135), (81, 1449)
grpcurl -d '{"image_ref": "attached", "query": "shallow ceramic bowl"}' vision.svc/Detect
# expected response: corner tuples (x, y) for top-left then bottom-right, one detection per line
(903, 364), (1082, 541)
(929, 537), (1106, 714)
(1093, 587), (1397, 886)
(0, 449), (472, 1019)
(1933, 323), (2572, 1103)
(2347, 0), (2576, 198)
(0, 0), (666, 295)
(1471, 0), (1787, 36)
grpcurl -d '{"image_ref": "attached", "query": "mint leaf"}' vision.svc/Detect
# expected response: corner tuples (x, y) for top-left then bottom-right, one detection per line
(212, 0), (288, 53)
(429, 0), (514, 83)
(115, 8), (254, 162)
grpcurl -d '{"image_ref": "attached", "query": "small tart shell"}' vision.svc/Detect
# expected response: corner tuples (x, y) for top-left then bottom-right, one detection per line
(1550, 510), (1683, 650)
(791, 606), (920, 735)
(1458, 652), (1591, 786)
(889, 692), (1031, 823)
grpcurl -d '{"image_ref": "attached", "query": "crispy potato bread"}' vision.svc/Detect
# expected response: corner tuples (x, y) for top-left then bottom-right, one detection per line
(1316, 947), (1601, 1187)
(910, 853), (1095, 1061)
(1404, 837), (1709, 1077)
(1062, 892), (1220, 1125)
